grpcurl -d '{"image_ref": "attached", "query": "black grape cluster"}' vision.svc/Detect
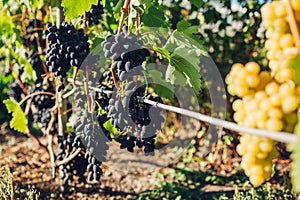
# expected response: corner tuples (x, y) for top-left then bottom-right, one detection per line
(21, 19), (46, 83)
(27, 51), (45, 83)
(96, 70), (114, 111)
(56, 136), (72, 185)
(106, 80), (164, 154)
(22, 19), (46, 50)
(45, 23), (89, 77)
(30, 83), (56, 132)
(71, 92), (109, 182)
(85, 0), (104, 26)
(56, 131), (102, 185)
(101, 27), (150, 81)
(7, 81), (23, 102)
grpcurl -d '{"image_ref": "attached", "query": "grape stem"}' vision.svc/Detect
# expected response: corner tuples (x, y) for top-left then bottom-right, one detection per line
(9, 63), (28, 95)
(142, 98), (297, 144)
(55, 148), (81, 167)
(111, 67), (120, 89)
(286, 0), (300, 56)
(85, 65), (92, 112)
(83, 12), (88, 36)
(117, 0), (131, 35)
(21, 6), (30, 54)
(18, 91), (55, 106)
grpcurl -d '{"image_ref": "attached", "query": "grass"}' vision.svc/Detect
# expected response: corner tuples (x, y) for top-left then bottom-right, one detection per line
(0, 166), (40, 200)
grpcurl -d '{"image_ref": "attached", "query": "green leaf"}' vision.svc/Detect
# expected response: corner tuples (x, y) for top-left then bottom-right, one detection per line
(141, 6), (169, 28)
(176, 20), (191, 32)
(21, 59), (37, 83)
(169, 52), (202, 93)
(61, 0), (98, 21)
(291, 122), (300, 192)
(102, 0), (106, 7)
(164, 31), (207, 93)
(0, 11), (15, 37)
(3, 98), (28, 133)
(113, 0), (124, 17)
(31, 0), (44, 10)
(165, 63), (187, 87)
(190, 0), (203, 9)
(103, 119), (117, 134)
(291, 56), (300, 85)
(148, 69), (174, 101)
(9, 49), (36, 83)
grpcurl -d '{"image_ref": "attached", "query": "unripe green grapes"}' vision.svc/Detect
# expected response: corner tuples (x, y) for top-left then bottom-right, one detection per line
(226, 0), (300, 187)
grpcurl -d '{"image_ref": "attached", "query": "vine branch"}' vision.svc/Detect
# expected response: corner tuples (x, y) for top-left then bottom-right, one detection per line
(55, 148), (81, 167)
(117, 0), (131, 35)
(18, 91), (55, 106)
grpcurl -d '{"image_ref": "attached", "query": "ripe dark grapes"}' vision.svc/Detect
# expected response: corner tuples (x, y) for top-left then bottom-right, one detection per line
(30, 83), (55, 110)
(22, 19), (46, 51)
(85, 0), (104, 26)
(45, 23), (89, 78)
(105, 80), (164, 154)
(101, 27), (150, 81)
(26, 51), (46, 83)
(7, 81), (23, 102)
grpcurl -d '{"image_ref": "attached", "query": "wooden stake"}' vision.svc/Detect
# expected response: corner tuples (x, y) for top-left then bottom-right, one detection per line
(287, 0), (300, 56)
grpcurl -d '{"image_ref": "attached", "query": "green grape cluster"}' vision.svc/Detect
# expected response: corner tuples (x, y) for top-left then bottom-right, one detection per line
(226, 62), (299, 186)
(226, 0), (300, 187)
(261, 0), (300, 83)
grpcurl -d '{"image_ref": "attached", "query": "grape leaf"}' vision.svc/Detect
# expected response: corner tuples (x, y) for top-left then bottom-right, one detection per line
(0, 11), (15, 37)
(61, 0), (98, 21)
(140, 6), (169, 28)
(9, 49), (37, 83)
(31, 0), (44, 10)
(113, 0), (124, 18)
(165, 62), (187, 87)
(3, 98), (28, 133)
(291, 121), (300, 192)
(164, 31), (207, 93)
(103, 120), (117, 134)
(190, 0), (203, 9)
(148, 69), (174, 101)
(176, 20), (191, 31)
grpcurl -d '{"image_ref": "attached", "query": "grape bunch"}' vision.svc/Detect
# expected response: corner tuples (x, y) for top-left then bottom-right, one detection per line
(22, 19), (46, 50)
(45, 23), (89, 78)
(30, 83), (55, 109)
(226, 61), (300, 186)
(30, 83), (56, 132)
(105, 80), (164, 154)
(85, 0), (104, 26)
(27, 50), (46, 83)
(7, 81), (23, 102)
(96, 70), (114, 111)
(236, 134), (278, 186)
(261, 1), (299, 83)
(72, 96), (108, 182)
(101, 27), (150, 80)
(21, 19), (46, 83)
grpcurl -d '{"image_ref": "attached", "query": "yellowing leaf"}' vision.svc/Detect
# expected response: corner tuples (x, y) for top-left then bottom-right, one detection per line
(61, 0), (98, 21)
(3, 98), (28, 133)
